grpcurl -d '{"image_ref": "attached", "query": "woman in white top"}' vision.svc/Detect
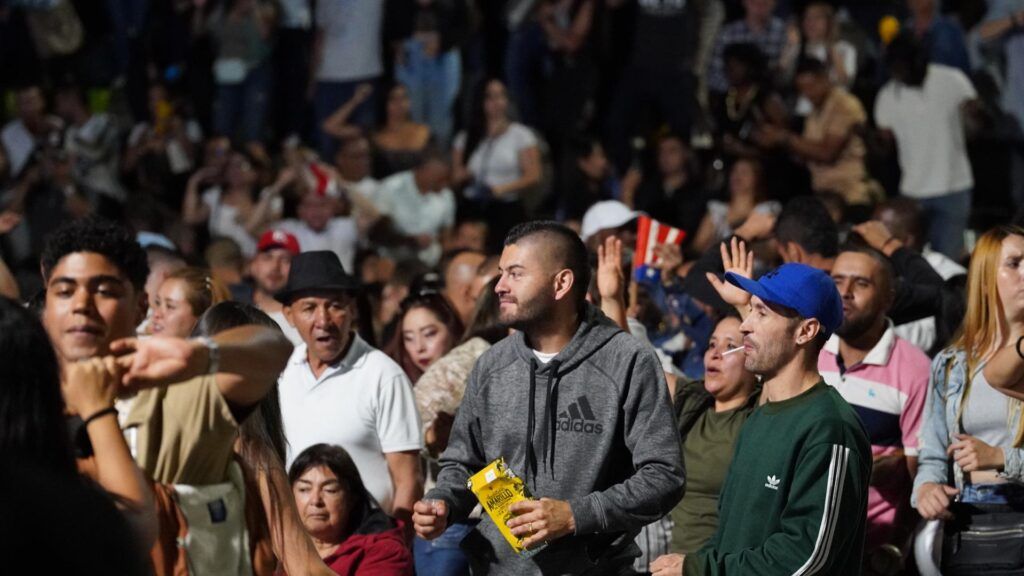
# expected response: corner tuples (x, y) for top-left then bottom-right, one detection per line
(452, 78), (542, 247)
(691, 158), (781, 253)
(182, 151), (286, 257)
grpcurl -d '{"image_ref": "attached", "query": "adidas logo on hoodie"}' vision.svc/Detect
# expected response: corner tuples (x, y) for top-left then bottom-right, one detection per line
(557, 396), (604, 434)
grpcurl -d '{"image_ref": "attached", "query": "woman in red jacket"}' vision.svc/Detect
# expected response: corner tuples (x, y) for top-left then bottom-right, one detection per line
(289, 443), (413, 576)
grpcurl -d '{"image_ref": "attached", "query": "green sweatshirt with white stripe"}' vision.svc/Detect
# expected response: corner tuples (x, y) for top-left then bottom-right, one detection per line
(684, 381), (871, 576)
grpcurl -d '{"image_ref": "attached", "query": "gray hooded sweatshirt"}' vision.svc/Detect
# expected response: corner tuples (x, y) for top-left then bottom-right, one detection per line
(425, 304), (686, 575)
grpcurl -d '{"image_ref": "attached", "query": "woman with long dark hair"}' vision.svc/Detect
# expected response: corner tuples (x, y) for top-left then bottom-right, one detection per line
(0, 297), (150, 574)
(321, 82), (434, 178)
(452, 78), (541, 248)
(384, 291), (465, 383)
(194, 301), (334, 576)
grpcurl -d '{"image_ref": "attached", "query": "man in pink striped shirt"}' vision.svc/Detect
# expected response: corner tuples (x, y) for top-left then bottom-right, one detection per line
(817, 244), (931, 571)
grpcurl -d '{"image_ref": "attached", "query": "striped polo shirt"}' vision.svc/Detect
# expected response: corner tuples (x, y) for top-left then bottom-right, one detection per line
(817, 322), (931, 551)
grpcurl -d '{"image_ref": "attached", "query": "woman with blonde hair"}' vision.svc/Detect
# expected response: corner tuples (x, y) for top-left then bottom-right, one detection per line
(913, 225), (1024, 574)
(150, 267), (232, 338)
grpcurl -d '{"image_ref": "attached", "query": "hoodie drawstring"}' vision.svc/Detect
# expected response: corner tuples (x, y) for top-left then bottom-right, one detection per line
(526, 358), (539, 484)
(539, 360), (562, 478)
(526, 358), (563, 484)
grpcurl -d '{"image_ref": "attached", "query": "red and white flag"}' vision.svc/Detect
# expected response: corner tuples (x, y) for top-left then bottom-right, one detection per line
(634, 215), (686, 282)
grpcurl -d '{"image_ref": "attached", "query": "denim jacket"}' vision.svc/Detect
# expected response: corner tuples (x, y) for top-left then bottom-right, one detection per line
(912, 347), (1024, 507)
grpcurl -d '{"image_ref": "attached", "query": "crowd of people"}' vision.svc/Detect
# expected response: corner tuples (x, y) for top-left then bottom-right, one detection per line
(3, 0), (1024, 574)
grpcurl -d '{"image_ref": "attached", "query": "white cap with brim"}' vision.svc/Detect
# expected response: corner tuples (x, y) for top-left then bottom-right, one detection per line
(580, 200), (640, 243)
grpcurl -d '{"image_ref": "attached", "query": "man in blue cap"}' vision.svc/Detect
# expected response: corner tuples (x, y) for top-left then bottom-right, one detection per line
(651, 262), (871, 576)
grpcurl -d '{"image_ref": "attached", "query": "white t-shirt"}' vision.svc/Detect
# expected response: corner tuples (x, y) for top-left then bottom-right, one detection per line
(315, 0), (383, 82)
(372, 171), (455, 266)
(201, 187), (283, 258)
(279, 336), (422, 512)
(1, 120), (37, 176)
(874, 64), (976, 198)
(453, 123), (538, 191)
(276, 217), (358, 273)
(532, 349), (558, 364)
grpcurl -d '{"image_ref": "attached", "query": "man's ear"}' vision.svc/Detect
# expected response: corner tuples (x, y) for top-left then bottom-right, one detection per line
(282, 304), (296, 328)
(778, 241), (807, 265)
(795, 318), (822, 347)
(553, 269), (575, 302)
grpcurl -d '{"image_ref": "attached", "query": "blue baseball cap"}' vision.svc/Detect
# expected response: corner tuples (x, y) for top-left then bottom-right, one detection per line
(725, 263), (843, 338)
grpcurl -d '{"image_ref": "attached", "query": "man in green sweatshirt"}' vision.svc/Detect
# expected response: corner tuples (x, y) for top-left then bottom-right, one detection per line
(653, 262), (870, 576)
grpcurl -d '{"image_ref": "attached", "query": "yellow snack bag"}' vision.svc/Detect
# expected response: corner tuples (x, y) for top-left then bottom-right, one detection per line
(467, 458), (545, 556)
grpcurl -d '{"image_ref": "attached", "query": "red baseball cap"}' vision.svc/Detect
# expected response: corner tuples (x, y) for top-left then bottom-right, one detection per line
(257, 229), (300, 256)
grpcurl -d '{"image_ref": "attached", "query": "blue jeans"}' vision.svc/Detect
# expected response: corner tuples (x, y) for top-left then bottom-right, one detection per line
(213, 60), (271, 143)
(314, 77), (378, 161)
(917, 189), (971, 260)
(396, 40), (461, 146)
(960, 483), (1024, 506)
(413, 520), (476, 576)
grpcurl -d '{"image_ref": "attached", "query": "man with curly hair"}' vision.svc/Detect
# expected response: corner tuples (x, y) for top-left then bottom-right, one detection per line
(40, 218), (293, 574)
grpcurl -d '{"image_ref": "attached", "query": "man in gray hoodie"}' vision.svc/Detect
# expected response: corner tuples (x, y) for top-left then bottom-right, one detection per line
(412, 221), (686, 574)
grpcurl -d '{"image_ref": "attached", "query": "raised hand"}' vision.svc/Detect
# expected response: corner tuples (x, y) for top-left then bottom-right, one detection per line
(705, 237), (754, 313)
(596, 235), (625, 303)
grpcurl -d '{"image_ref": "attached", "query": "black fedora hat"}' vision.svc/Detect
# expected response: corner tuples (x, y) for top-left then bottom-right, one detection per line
(274, 251), (360, 304)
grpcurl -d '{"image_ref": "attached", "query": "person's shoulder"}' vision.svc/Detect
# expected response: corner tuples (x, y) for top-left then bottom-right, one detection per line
(800, 386), (871, 447)
(360, 343), (411, 380)
(891, 335), (934, 372)
(928, 63), (970, 85)
(476, 335), (519, 370)
(834, 88), (866, 113)
(507, 122), (538, 145)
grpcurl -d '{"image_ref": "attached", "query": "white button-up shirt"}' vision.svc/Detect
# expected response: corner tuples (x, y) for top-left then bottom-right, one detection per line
(279, 334), (422, 511)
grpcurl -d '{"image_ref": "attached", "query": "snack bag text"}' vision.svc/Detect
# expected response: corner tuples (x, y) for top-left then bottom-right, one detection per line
(467, 458), (544, 555)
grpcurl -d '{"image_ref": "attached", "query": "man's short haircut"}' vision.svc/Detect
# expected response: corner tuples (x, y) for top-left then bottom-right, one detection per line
(794, 57), (830, 79)
(876, 197), (924, 246)
(774, 196), (840, 258)
(840, 238), (896, 296)
(505, 221), (591, 307)
(205, 238), (245, 271)
(41, 218), (149, 290)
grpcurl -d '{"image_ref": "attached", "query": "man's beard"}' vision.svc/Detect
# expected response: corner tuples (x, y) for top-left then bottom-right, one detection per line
(835, 310), (876, 340)
(743, 335), (792, 376)
(255, 275), (286, 296)
(500, 294), (553, 333)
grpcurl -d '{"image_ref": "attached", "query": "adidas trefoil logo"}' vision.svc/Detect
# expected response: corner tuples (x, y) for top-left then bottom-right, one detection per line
(557, 396), (604, 434)
(765, 475), (781, 490)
